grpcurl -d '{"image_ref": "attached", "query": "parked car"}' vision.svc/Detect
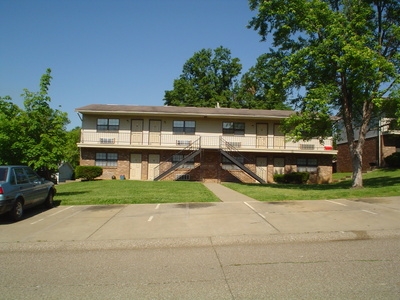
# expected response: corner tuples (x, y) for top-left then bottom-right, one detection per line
(0, 166), (56, 222)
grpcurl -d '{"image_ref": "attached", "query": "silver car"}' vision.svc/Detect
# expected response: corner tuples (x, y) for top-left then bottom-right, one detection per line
(0, 166), (56, 222)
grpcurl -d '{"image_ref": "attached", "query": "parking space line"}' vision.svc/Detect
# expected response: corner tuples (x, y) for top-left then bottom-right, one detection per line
(31, 219), (44, 225)
(49, 206), (74, 217)
(148, 216), (154, 222)
(155, 204), (160, 210)
(325, 200), (347, 206)
(362, 210), (378, 215)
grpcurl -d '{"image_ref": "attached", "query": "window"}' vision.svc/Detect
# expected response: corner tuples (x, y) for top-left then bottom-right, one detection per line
(96, 153), (118, 167)
(222, 122), (245, 135)
(172, 154), (195, 169)
(173, 121), (195, 135)
(97, 119), (119, 131)
(297, 158), (317, 173)
(222, 156), (244, 170)
(14, 168), (29, 184)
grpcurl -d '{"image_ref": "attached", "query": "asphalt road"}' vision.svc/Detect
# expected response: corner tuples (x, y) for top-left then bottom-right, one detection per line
(0, 194), (399, 299)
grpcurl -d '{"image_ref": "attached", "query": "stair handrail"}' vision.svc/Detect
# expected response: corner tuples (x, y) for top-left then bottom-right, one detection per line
(153, 137), (201, 180)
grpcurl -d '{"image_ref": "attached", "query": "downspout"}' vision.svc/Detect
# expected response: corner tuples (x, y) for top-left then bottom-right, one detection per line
(378, 119), (381, 167)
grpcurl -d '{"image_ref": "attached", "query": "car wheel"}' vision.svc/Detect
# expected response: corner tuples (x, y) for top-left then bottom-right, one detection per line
(45, 191), (54, 208)
(9, 200), (23, 222)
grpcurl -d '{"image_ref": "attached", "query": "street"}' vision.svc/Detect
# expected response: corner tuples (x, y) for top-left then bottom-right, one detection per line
(0, 195), (399, 299)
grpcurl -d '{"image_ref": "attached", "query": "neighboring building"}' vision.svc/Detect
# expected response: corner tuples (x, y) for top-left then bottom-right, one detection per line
(57, 162), (74, 183)
(75, 104), (337, 184)
(336, 118), (400, 172)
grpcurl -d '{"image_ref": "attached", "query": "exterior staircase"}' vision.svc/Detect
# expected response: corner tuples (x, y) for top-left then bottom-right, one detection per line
(153, 137), (267, 184)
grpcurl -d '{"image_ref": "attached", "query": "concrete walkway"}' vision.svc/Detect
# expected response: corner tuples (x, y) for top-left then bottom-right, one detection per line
(203, 182), (257, 202)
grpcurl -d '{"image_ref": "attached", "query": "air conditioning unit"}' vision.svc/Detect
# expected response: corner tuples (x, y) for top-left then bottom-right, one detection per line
(100, 138), (115, 144)
(175, 174), (190, 181)
(299, 144), (315, 150)
(230, 142), (241, 148)
(176, 140), (191, 146)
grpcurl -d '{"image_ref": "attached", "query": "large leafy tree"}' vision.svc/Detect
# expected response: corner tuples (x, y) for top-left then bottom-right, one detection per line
(0, 69), (70, 177)
(164, 46), (242, 108)
(0, 96), (24, 164)
(248, 0), (400, 188)
(235, 53), (291, 109)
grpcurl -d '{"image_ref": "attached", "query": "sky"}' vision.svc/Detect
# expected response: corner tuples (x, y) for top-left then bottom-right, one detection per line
(0, 0), (270, 129)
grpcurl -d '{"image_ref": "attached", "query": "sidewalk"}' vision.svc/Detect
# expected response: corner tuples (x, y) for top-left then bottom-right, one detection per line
(203, 182), (257, 202)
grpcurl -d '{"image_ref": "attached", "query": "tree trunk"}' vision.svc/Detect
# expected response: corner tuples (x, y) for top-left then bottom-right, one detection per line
(350, 145), (363, 188)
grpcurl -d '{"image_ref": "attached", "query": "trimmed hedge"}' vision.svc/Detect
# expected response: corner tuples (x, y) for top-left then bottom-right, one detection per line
(273, 172), (310, 184)
(384, 152), (400, 168)
(75, 166), (103, 181)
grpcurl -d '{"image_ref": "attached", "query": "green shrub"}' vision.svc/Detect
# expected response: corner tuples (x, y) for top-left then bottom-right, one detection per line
(273, 172), (310, 184)
(273, 174), (285, 183)
(384, 152), (400, 168)
(75, 166), (103, 180)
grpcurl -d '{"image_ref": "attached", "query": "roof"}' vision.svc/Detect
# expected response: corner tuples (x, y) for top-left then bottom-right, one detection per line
(75, 104), (294, 120)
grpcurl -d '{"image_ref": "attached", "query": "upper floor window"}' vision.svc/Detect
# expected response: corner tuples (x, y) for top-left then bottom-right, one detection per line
(96, 152), (118, 167)
(173, 120), (195, 135)
(97, 118), (119, 131)
(222, 122), (245, 135)
(297, 158), (317, 173)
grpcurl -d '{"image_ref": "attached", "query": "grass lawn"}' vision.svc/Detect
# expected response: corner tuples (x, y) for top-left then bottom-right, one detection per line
(55, 180), (220, 205)
(55, 168), (400, 205)
(224, 168), (400, 201)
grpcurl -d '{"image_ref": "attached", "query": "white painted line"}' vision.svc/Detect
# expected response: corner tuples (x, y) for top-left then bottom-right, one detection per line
(49, 206), (74, 216)
(244, 202), (255, 210)
(244, 202), (267, 220)
(31, 219), (44, 225)
(362, 210), (377, 215)
(325, 200), (347, 206)
(155, 204), (160, 210)
(148, 216), (154, 222)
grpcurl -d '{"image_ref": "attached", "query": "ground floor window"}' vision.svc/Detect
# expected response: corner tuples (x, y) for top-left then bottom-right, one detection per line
(96, 153), (118, 167)
(221, 155), (244, 170)
(297, 158), (317, 173)
(172, 154), (195, 169)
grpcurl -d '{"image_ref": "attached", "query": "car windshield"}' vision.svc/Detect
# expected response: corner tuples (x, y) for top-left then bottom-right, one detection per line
(0, 168), (8, 182)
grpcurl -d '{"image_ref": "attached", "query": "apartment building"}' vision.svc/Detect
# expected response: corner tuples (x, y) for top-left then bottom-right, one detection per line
(336, 118), (400, 172)
(76, 104), (337, 183)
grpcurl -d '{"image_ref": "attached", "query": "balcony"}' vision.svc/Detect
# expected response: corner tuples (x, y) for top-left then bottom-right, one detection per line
(79, 130), (334, 152)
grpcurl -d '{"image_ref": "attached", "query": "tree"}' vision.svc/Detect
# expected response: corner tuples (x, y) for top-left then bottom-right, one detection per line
(235, 53), (291, 109)
(164, 46), (242, 108)
(1, 70), (75, 178)
(248, 0), (400, 188)
(64, 127), (81, 169)
(0, 96), (24, 164)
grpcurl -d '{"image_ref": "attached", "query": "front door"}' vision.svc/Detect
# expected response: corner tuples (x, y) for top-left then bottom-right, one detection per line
(256, 157), (267, 181)
(256, 123), (268, 148)
(129, 154), (142, 180)
(149, 120), (161, 145)
(148, 154), (160, 180)
(273, 124), (285, 149)
(131, 120), (143, 144)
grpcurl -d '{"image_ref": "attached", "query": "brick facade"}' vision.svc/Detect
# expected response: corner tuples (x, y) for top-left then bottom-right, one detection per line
(337, 134), (400, 172)
(81, 148), (334, 184)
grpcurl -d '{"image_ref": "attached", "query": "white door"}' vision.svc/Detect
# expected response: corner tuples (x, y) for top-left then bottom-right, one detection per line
(273, 124), (285, 149)
(256, 123), (268, 148)
(131, 120), (143, 144)
(149, 120), (161, 145)
(129, 154), (142, 180)
(256, 157), (267, 181)
(148, 154), (160, 180)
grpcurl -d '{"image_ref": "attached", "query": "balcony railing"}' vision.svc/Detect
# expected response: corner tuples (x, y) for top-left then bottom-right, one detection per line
(79, 131), (334, 151)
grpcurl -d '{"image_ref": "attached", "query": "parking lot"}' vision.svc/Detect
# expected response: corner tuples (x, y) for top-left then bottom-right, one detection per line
(1, 193), (399, 244)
